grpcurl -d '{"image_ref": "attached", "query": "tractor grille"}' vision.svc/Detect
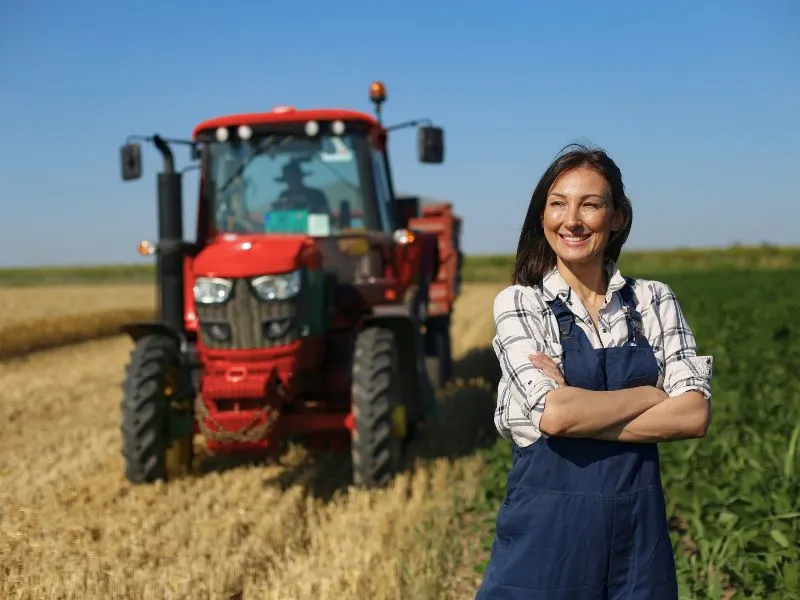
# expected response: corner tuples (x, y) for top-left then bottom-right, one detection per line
(196, 278), (300, 350)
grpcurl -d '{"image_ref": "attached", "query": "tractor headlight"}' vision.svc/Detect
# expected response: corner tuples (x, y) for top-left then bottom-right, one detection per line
(194, 277), (234, 304)
(250, 270), (302, 301)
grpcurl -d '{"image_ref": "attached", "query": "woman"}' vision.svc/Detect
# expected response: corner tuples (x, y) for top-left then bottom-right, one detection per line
(476, 145), (713, 600)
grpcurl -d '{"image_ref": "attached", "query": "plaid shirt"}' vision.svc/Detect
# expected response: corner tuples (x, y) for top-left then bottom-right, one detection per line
(492, 260), (714, 447)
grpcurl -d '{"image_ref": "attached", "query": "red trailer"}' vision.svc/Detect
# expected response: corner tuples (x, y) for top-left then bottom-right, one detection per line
(401, 199), (463, 388)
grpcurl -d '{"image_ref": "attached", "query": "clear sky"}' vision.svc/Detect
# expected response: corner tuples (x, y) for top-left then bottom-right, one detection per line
(1, 0), (798, 267)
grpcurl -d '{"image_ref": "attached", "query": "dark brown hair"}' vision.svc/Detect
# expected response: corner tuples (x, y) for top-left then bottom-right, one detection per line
(511, 143), (633, 287)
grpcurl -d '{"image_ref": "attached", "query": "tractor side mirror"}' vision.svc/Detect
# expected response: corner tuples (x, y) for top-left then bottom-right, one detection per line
(120, 143), (142, 181)
(394, 195), (420, 229)
(418, 126), (444, 164)
(191, 142), (203, 162)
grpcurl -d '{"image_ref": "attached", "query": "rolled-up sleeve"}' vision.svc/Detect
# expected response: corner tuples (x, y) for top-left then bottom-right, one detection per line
(492, 286), (561, 444)
(653, 282), (714, 401)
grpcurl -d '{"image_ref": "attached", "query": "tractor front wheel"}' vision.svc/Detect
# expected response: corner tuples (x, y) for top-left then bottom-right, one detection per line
(350, 325), (404, 488)
(121, 334), (194, 484)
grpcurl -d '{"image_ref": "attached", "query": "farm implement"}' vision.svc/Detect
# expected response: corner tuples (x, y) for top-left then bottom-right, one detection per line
(117, 81), (463, 488)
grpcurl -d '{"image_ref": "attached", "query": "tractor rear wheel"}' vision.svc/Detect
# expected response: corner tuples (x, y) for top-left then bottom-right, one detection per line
(350, 325), (404, 488)
(120, 334), (194, 484)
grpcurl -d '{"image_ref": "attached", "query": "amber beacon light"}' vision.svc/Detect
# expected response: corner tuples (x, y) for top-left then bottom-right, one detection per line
(369, 81), (387, 104)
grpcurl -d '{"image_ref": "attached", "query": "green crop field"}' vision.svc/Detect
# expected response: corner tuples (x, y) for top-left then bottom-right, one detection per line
(471, 266), (800, 599)
(462, 245), (800, 283)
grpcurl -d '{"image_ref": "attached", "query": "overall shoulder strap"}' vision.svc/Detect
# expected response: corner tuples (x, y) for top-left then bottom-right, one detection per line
(618, 277), (637, 307)
(546, 296), (575, 338)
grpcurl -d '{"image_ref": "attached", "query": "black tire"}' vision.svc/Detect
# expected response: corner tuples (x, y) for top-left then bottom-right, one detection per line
(425, 315), (453, 390)
(121, 334), (193, 484)
(350, 325), (404, 488)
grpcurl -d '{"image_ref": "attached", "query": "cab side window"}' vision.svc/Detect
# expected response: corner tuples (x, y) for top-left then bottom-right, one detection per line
(370, 150), (393, 232)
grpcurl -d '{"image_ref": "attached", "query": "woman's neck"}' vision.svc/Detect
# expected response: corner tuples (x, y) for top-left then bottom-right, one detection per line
(556, 257), (609, 307)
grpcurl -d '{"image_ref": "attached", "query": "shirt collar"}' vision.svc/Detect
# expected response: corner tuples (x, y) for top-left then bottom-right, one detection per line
(540, 258), (628, 303)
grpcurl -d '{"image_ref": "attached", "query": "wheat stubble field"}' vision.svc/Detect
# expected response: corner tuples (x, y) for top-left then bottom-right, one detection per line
(0, 282), (504, 600)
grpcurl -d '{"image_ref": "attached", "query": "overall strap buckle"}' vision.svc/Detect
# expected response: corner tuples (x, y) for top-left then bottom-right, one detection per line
(547, 297), (575, 338)
(619, 279), (644, 344)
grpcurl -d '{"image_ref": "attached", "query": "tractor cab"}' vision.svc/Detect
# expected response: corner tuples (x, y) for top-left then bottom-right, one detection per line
(192, 90), (444, 244)
(196, 113), (389, 239)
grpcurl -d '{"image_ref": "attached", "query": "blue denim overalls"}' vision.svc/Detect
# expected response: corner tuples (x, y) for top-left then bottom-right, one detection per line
(476, 282), (678, 599)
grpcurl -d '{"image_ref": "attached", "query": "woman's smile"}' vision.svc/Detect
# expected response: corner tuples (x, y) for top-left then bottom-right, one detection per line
(558, 231), (591, 246)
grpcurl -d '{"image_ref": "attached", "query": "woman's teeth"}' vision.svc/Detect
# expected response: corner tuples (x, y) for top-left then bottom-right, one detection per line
(560, 233), (590, 243)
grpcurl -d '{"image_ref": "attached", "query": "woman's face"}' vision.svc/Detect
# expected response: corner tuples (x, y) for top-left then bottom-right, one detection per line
(541, 166), (624, 266)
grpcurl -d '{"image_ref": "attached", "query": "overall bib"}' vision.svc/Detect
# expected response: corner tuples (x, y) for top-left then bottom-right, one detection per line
(477, 284), (678, 600)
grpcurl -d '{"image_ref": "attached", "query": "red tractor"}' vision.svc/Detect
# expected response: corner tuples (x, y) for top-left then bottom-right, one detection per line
(117, 81), (463, 488)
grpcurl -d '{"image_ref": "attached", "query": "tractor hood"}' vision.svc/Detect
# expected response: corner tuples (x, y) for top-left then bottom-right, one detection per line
(193, 233), (317, 278)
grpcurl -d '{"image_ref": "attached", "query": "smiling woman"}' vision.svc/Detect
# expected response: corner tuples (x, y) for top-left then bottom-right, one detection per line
(475, 144), (713, 600)
(511, 145), (632, 289)
(542, 167), (625, 267)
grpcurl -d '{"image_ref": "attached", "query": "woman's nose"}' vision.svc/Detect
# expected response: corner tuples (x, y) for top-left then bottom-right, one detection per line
(564, 205), (581, 227)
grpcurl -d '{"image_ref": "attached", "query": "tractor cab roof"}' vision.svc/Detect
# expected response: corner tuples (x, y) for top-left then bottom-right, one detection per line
(192, 108), (380, 138)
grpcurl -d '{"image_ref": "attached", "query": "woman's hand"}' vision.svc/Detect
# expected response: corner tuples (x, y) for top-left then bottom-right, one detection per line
(529, 352), (566, 386)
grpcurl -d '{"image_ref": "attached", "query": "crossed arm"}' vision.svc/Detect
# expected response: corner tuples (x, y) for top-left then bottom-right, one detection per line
(492, 285), (712, 444)
(534, 357), (710, 442)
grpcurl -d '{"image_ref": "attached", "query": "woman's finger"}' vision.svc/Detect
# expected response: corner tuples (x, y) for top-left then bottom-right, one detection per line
(544, 367), (564, 384)
(532, 357), (551, 371)
(529, 356), (566, 385)
(535, 362), (558, 380)
(530, 353), (558, 371)
(530, 355), (560, 372)
(528, 352), (547, 366)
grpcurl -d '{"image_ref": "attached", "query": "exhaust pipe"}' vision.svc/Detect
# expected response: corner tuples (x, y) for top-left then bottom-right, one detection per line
(152, 135), (186, 336)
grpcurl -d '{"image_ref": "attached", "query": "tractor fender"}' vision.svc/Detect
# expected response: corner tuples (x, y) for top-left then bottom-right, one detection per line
(359, 306), (417, 352)
(375, 282), (428, 324)
(120, 321), (187, 347)
(120, 321), (199, 390)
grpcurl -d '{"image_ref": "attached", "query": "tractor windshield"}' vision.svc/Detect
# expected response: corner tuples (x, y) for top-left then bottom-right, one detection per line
(204, 133), (383, 236)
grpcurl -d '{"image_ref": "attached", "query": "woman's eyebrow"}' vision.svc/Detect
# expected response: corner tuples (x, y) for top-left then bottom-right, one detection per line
(547, 191), (605, 199)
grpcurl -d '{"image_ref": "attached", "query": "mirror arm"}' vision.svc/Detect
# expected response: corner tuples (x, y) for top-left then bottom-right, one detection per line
(125, 134), (200, 174)
(125, 134), (197, 147)
(384, 118), (433, 132)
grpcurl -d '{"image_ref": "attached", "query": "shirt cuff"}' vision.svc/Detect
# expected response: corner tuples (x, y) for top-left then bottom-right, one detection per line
(664, 355), (713, 400)
(523, 377), (559, 431)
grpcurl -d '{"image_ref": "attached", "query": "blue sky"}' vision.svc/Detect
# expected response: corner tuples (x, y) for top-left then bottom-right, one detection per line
(1, 0), (798, 267)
